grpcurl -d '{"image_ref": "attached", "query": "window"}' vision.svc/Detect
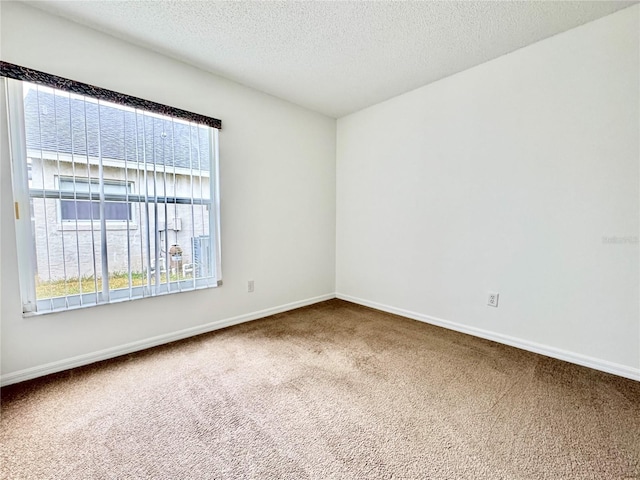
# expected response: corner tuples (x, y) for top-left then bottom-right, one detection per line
(2, 63), (222, 314)
(59, 178), (133, 222)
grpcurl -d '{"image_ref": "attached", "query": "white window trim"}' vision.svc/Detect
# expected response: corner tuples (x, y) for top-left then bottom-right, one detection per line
(4, 78), (37, 313)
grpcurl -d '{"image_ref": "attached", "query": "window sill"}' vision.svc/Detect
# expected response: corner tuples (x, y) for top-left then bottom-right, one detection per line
(23, 279), (223, 316)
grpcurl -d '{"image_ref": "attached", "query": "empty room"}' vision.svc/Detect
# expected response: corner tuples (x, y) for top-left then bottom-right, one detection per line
(1, 1), (638, 478)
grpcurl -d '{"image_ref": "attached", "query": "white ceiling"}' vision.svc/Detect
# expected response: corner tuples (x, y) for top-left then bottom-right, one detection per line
(24, 1), (636, 118)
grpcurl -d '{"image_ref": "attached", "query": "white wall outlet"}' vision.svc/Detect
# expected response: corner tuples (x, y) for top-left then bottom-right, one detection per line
(488, 292), (499, 307)
(248, 280), (255, 293)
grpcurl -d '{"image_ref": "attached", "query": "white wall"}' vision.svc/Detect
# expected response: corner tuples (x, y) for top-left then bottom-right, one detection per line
(2, 3), (638, 384)
(337, 6), (639, 377)
(1, 2), (336, 382)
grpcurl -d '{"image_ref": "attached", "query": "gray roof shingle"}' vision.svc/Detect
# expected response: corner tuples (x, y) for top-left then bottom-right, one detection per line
(24, 88), (211, 172)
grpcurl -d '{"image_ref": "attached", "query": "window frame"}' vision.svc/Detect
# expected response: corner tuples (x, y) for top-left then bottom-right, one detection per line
(4, 77), (222, 315)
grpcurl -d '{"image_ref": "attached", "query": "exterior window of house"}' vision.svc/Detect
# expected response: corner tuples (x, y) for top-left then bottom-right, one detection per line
(2, 67), (222, 315)
(58, 178), (133, 222)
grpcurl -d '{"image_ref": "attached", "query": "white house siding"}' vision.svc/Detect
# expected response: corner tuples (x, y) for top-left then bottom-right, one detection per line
(30, 157), (210, 283)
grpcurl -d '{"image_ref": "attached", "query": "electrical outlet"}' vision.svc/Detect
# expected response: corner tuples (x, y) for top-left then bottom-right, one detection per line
(488, 292), (499, 307)
(248, 280), (254, 293)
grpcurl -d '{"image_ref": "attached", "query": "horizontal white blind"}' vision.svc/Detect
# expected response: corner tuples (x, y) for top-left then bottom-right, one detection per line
(6, 80), (221, 314)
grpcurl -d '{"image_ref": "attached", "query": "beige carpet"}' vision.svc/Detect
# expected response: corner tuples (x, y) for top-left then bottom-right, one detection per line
(1, 299), (639, 479)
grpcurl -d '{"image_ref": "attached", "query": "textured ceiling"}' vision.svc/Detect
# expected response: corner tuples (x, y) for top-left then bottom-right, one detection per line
(23, 1), (637, 118)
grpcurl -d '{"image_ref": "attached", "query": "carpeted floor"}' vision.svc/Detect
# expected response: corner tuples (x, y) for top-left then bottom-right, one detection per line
(1, 299), (639, 479)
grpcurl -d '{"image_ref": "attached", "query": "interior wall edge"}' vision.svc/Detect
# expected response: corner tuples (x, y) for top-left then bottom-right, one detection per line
(336, 293), (640, 382)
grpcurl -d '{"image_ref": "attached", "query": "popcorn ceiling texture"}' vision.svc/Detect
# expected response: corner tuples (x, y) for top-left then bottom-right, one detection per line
(24, 0), (636, 117)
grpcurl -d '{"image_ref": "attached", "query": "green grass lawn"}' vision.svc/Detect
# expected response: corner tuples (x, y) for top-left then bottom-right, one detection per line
(35, 271), (186, 299)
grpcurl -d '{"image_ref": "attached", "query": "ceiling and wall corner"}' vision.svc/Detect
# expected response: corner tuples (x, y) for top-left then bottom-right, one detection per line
(21, 0), (638, 118)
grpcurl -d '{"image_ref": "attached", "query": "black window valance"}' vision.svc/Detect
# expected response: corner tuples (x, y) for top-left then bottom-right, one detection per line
(0, 61), (221, 129)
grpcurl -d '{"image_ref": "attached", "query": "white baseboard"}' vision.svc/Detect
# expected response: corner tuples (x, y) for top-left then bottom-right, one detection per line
(4, 292), (637, 386)
(1, 293), (336, 387)
(336, 293), (640, 382)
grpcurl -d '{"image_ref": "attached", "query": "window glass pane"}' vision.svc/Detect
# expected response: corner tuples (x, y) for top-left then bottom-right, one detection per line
(59, 178), (131, 195)
(60, 200), (95, 220)
(103, 201), (130, 220)
(59, 178), (132, 221)
(59, 179), (92, 194)
(60, 200), (131, 221)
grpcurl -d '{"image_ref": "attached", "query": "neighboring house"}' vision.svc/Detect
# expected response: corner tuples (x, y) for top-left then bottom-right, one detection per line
(24, 87), (213, 284)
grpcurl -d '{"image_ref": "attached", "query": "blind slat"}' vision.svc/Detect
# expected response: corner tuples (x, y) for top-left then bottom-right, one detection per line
(52, 84), (70, 308)
(81, 97), (100, 301)
(67, 91), (84, 306)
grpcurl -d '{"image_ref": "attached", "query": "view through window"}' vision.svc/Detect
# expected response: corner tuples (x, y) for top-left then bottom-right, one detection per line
(6, 79), (221, 313)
